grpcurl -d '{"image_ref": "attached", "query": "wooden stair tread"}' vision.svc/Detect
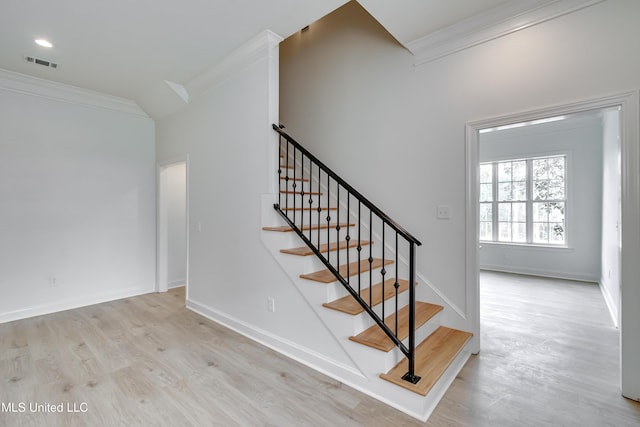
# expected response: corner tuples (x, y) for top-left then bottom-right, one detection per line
(262, 223), (353, 233)
(322, 278), (410, 315)
(300, 258), (393, 283)
(380, 326), (473, 396)
(281, 240), (371, 256)
(349, 302), (443, 352)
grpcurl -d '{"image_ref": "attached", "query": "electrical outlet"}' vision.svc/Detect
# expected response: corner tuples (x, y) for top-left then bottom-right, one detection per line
(49, 276), (58, 287)
(267, 297), (275, 313)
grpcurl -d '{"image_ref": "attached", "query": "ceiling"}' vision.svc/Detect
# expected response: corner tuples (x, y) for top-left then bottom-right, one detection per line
(0, 0), (567, 118)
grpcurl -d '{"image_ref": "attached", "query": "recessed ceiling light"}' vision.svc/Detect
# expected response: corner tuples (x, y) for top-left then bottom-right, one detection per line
(35, 39), (53, 48)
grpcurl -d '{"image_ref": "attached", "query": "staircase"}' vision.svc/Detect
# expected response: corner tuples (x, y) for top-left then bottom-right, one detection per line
(261, 124), (473, 420)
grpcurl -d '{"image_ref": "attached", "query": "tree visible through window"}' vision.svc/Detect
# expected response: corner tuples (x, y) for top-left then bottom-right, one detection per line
(480, 155), (566, 245)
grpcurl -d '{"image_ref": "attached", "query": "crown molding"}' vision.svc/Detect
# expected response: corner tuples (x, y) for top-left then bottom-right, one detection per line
(0, 68), (148, 117)
(185, 29), (283, 99)
(139, 29), (283, 120)
(407, 0), (605, 66)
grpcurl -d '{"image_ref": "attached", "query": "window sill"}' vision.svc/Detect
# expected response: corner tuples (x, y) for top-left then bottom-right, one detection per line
(479, 241), (571, 251)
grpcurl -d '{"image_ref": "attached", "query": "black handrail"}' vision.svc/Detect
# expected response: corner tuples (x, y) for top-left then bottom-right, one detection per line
(272, 124), (423, 384)
(273, 125), (422, 246)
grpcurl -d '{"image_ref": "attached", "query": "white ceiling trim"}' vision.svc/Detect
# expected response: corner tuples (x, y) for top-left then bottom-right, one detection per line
(0, 68), (148, 117)
(407, 0), (605, 66)
(142, 30), (284, 120)
(185, 30), (284, 100)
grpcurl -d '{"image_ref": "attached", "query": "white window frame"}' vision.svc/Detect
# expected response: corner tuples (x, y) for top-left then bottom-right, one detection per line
(479, 153), (568, 247)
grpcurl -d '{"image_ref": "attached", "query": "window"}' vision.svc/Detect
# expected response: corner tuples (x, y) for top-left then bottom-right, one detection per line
(480, 155), (566, 245)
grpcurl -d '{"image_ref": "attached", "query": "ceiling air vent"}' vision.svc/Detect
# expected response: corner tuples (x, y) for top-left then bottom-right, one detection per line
(25, 55), (58, 69)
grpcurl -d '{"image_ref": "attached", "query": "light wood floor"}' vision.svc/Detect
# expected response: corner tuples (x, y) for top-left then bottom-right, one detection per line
(434, 271), (640, 427)
(2, 273), (639, 426)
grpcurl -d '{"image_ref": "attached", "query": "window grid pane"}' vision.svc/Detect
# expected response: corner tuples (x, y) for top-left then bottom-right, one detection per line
(480, 155), (566, 246)
(480, 164), (493, 183)
(480, 183), (493, 202)
(498, 160), (526, 202)
(479, 201), (493, 241)
(532, 156), (566, 244)
(497, 202), (527, 243)
(533, 202), (565, 244)
(480, 222), (492, 241)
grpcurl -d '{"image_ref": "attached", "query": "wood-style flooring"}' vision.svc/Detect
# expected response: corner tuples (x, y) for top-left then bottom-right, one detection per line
(1, 272), (639, 426)
(433, 271), (640, 426)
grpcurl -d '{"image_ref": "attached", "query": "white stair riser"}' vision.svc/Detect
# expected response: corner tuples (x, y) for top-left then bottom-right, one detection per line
(301, 264), (390, 288)
(355, 289), (413, 329)
(278, 231), (358, 250)
(324, 278), (411, 316)
(261, 228), (309, 249)
(277, 201), (346, 221)
(301, 247), (371, 271)
(350, 309), (444, 371)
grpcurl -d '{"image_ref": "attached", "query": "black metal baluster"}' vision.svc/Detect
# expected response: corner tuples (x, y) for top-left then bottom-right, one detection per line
(394, 232), (399, 336)
(345, 192), (351, 285)
(277, 136), (282, 210)
(357, 201), (362, 296)
(381, 221), (386, 321)
(292, 146), (297, 226)
(402, 242), (420, 384)
(317, 167), (321, 247)
(336, 184), (341, 274)
(326, 173), (331, 267)
(308, 159), (313, 244)
(285, 141), (290, 214)
(300, 153), (305, 233)
(368, 209), (373, 309)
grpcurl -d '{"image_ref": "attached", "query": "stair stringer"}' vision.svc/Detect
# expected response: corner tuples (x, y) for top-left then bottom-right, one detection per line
(260, 193), (473, 421)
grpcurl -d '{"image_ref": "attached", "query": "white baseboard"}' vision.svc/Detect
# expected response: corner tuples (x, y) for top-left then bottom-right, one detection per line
(168, 280), (186, 289)
(0, 286), (153, 324)
(480, 265), (598, 283)
(186, 298), (364, 379)
(186, 297), (435, 421)
(599, 279), (620, 328)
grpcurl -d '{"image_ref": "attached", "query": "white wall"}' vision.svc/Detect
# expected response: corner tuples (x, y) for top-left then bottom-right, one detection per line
(478, 115), (603, 282)
(165, 162), (187, 287)
(601, 108), (621, 326)
(0, 78), (156, 322)
(156, 32), (358, 373)
(280, 0), (640, 397)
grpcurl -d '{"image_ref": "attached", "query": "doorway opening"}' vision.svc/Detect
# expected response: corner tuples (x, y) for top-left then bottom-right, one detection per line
(465, 92), (640, 400)
(158, 159), (188, 301)
(477, 107), (620, 314)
